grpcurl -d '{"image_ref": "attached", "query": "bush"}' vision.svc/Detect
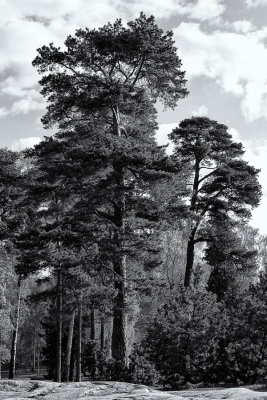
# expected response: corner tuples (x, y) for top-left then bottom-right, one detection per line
(132, 277), (267, 389)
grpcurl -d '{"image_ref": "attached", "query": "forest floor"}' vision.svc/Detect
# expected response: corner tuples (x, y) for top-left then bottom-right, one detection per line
(0, 380), (267, 400)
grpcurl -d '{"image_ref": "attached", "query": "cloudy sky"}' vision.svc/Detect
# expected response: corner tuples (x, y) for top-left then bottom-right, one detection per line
(1, 0), (267, 233)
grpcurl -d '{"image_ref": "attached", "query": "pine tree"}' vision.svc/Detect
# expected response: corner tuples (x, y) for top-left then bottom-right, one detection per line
(32, 13), (188, 366)
(169, 117), (261, 287)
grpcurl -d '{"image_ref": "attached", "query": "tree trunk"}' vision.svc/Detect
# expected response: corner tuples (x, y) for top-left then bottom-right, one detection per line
(65, 310), (75, 382)
(56, 269), (63, 383)
(69, 334), (77, 382)
(9, 276), (21, 379)
(37, 341), (40, 377)
(184, 235), (195, 288)
(183, 156), (200, 288)
(100, 319), (105, 352)
(32, 324), (36, 372)
(76, 297), (82, 382)
(90, 308), (96, 378)
(184, 223), (199, 288)
(90, 308), (95, 340)
(111, 255), (127, 366)
(0, 352), (1, 380)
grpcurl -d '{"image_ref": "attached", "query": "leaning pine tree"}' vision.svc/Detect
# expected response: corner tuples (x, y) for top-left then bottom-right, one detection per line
(169, 117), (261, 287)
(32, 13), (188, 366)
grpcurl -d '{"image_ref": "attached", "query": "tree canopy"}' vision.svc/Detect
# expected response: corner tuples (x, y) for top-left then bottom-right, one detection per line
(169, 117), (261, 287)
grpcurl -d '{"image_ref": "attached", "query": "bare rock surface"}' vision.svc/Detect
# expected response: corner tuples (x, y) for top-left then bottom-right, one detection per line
(0, 380), (266, 400)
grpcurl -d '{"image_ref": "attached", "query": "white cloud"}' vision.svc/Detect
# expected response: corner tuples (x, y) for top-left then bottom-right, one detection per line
(245, 0), (267, 6)
(11, 98), (45, 114)
(229, 20), (255, 33)
(192, 105), (208, 116)
(173, 22), (267, 122)
(10, 137), (41, 151)
(156, 123), (178, 154)
(189, 0), (225, 21)
(227, 127), (267, 234)
(0, 108), (9, 119)
(228, 127), (240, 141)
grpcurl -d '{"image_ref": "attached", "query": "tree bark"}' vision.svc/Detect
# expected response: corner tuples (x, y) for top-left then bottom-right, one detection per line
(0, 330), (2, 380)
(37, 341), (40, 377)
(65, 309), (75, 382)
(90, 308), (96, 378)
(184, 155), (200, 288)
(100, 319), (105, 352)
(9, 276), (21, 379)
(90, 309), (95, 341)
(76, 297), (82, 382)
(69, 334), (77, 382)
(184, 232), (196, 288)
(111, 255), (127, 366)
(32, 323), (37, 372)
(56, 269), (63, 383)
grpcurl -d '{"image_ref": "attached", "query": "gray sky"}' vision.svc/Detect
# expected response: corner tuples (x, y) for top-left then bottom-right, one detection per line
(1, 0), (267, 233)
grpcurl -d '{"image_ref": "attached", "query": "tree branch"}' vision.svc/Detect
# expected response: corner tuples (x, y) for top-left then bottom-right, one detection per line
(132, 54), (146, 86)
(198, 170), (216, 186)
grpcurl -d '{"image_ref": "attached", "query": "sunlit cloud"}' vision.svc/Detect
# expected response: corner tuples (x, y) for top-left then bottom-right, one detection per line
(192, 105), (208, 116)
(173, 22), (267, 122)
(0, 108), (9, 119)
(10, 136), (42, 151)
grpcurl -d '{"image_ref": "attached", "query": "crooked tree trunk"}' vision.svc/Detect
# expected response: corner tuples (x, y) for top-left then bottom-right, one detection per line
(184, 156), (200, 288)
(65, 309), (75, 382)
(9, 276), (22, 380)
(76, 297), (82, 382)
(184, 233), (196, 288)
(56, 269), (63, 383)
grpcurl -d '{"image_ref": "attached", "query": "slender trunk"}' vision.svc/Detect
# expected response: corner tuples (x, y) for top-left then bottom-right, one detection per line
(9, 276), (21, 379)
(65, 310), (75, 382)
(37, 341), (40, 376)
(184, 233), (196, 288)
(90, 309), (95, 341)
(191, 158), (200, 209)
(111, 255), (127, 365)
(32, 324), (36, 372)
(56, 269), (63, 383)
(183, 156), (201, 288)
(69, 334), (77, 382)
(76, 297), (82, 382)
(90, 308), (96, 378)
(0, 330), (2, 380)
(32, 343), (36, 372)
(100, 319), (105, 352)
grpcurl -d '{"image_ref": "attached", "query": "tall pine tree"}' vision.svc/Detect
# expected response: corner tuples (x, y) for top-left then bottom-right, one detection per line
(32, 14), (188, 366)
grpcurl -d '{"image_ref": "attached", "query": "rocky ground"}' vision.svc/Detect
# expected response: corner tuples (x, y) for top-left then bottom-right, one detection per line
(0, 380), (267, 400)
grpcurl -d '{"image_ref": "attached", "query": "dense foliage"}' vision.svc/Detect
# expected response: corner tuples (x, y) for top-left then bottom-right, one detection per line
(0, 13), (265, 389)
(133, 275), (267, 388)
